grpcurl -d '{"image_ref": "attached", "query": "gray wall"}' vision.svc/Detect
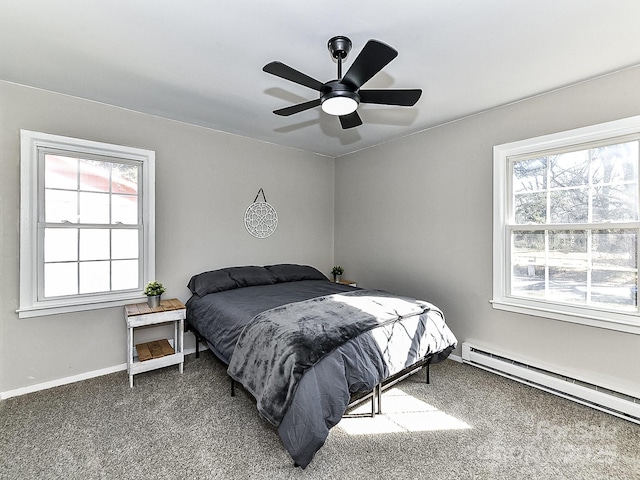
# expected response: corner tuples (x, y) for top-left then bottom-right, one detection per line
(4, 66), (640, 398)
(334, 66), (640, 398)
(0, 81), (335, 394)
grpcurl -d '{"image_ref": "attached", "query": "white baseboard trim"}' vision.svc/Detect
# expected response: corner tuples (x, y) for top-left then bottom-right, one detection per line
(2, 344), (447, 400)
(1, 363), (127, 400)
(1, 345), (205, 400)
(447, 353), (462, 363)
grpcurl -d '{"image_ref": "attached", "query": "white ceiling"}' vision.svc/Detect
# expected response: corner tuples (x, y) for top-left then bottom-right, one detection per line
(2, 1), (640, 158)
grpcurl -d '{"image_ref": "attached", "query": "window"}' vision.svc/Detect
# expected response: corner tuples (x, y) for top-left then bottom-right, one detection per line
(493, 116), (640, 334)
(19, 130), (155, 318)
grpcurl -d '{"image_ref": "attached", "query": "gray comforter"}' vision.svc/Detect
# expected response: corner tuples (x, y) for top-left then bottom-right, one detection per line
(227, 289), (432, 426)
(186, 280), (457, 468)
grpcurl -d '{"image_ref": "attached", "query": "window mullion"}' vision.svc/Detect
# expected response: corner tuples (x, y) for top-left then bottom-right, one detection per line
(109, 162), (113, 293)
(636, 226), (640, 312)
(36, 151), (46, 301)
(76, 227), (81, 297)
(544, 229), (550, 296)
(586, 229), (592, 305)
(545, 157), (551, 298)
(585, 152), (595, 305)
(636, 140), (640, 312)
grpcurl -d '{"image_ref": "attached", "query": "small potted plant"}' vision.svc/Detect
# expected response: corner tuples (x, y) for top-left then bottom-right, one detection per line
(331, 265), (344, 283)
(144, 280), (166, 307)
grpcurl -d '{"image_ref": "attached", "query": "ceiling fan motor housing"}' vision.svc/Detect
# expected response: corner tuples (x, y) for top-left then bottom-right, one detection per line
(321, 80), (360, 103)
(321, 80), (360, 115)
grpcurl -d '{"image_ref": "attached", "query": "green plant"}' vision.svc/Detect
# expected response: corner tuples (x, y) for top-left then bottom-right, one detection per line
(331, 265), (344, 276)
(144, 281), (166, 297)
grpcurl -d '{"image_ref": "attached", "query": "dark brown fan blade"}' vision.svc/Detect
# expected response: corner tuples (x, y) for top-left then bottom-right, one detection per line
(359, 89), (422, 106)
(273, 98), (321, 116)
(339, 111), (363, 129)
(263, 61), (324, 91)
(340, 40), (398, 90)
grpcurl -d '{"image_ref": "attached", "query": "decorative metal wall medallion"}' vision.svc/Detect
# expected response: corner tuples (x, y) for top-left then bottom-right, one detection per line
(244, 188), (278, 238)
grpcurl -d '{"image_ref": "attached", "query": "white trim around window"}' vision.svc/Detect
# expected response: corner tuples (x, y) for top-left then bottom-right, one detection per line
(492, 116), (640, 335)
(18, 130), (155, 318)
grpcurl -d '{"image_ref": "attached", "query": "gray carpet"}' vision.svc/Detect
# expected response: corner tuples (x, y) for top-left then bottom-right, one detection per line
(1, 352), (639, 479)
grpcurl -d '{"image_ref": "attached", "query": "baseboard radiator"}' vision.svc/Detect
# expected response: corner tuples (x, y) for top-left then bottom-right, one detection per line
(461, 342), (640, 425)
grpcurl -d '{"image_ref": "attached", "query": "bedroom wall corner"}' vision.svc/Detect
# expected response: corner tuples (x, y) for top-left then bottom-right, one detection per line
(333, 65), (640, 399)
(0, 80), (335, 395)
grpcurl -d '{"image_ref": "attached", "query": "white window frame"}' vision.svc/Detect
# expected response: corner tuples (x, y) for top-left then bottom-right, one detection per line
(492, 115), (640, 335)
(18, 130), (155, 318)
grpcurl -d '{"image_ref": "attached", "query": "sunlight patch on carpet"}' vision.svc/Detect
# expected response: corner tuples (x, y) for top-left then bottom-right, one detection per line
(337, 387), (471, 435)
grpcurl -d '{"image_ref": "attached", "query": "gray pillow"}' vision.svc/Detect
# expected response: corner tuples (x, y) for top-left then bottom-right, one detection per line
(265, 264), (329, 283)
(187, 269), (237, 297)
(226, 266), (278, 288)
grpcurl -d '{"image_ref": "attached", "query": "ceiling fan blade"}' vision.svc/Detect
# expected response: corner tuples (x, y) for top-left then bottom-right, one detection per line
(340, 40), (398, 90)
(263, 61), (324, 91)
(359, 89), (422, 106)
(273, 98), (321, 116)
(339, 111), (363, 129)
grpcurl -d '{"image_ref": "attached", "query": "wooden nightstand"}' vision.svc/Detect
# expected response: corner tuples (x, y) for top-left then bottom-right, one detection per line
(124, 298), (185, 387)
(337, 279), (357, 287)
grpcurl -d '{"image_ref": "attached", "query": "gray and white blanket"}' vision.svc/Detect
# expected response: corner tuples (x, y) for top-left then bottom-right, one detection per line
(227, 289), (431, 426)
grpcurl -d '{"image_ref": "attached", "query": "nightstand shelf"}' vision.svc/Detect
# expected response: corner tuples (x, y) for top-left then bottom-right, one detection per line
(124, 298), (185, 387)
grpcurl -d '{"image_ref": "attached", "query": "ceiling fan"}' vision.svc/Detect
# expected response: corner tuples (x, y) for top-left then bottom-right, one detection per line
(263, 36), (422, 129)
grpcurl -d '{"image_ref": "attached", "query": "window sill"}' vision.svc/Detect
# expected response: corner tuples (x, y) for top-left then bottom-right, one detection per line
(17, 294), (147, 319)
(490, 299), (640, 336)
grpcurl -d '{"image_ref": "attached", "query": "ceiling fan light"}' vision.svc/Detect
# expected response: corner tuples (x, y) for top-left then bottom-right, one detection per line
(321, 96), (358, 116)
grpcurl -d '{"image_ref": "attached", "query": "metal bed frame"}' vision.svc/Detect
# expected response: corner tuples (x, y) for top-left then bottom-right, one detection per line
(187, 320), (433, 419)
(343, 355), (432, 418)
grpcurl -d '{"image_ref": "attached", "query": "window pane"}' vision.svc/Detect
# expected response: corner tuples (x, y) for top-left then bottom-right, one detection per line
(514, 192), (546, 224)
(79, 261), (110, 294)
(79, 229), (110, 261)
(549, 188), (588, 223)
(548, 267), (587, 304)
(44, 228), (78, 262)
(112, 163), (138, 195)
(112, 195), (138, 224)
(550, 150), (589, 188)
(591, 270), (636, 310)
(548, 231), (587, 266)
(591, 142), (638, 184)
(112, 229), (138, 259)
(512, 231), (545, 264)
(79, 192), (110, 224)
(511, 231), (545, 298)
(44, 263), (78, 297)
(45, 189), (77, 223)
(112, 260), (139, 290)
(513, 157), (546, 194)
(45, 155), (77, 190)
(79, 159), (110, 192)
(593, 184), (638, 222)
(512, 266), (546, 299)
(592, 229), (637, 269)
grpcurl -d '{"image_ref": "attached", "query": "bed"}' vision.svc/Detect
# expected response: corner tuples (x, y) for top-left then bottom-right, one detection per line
(185, 264), (457, 468)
